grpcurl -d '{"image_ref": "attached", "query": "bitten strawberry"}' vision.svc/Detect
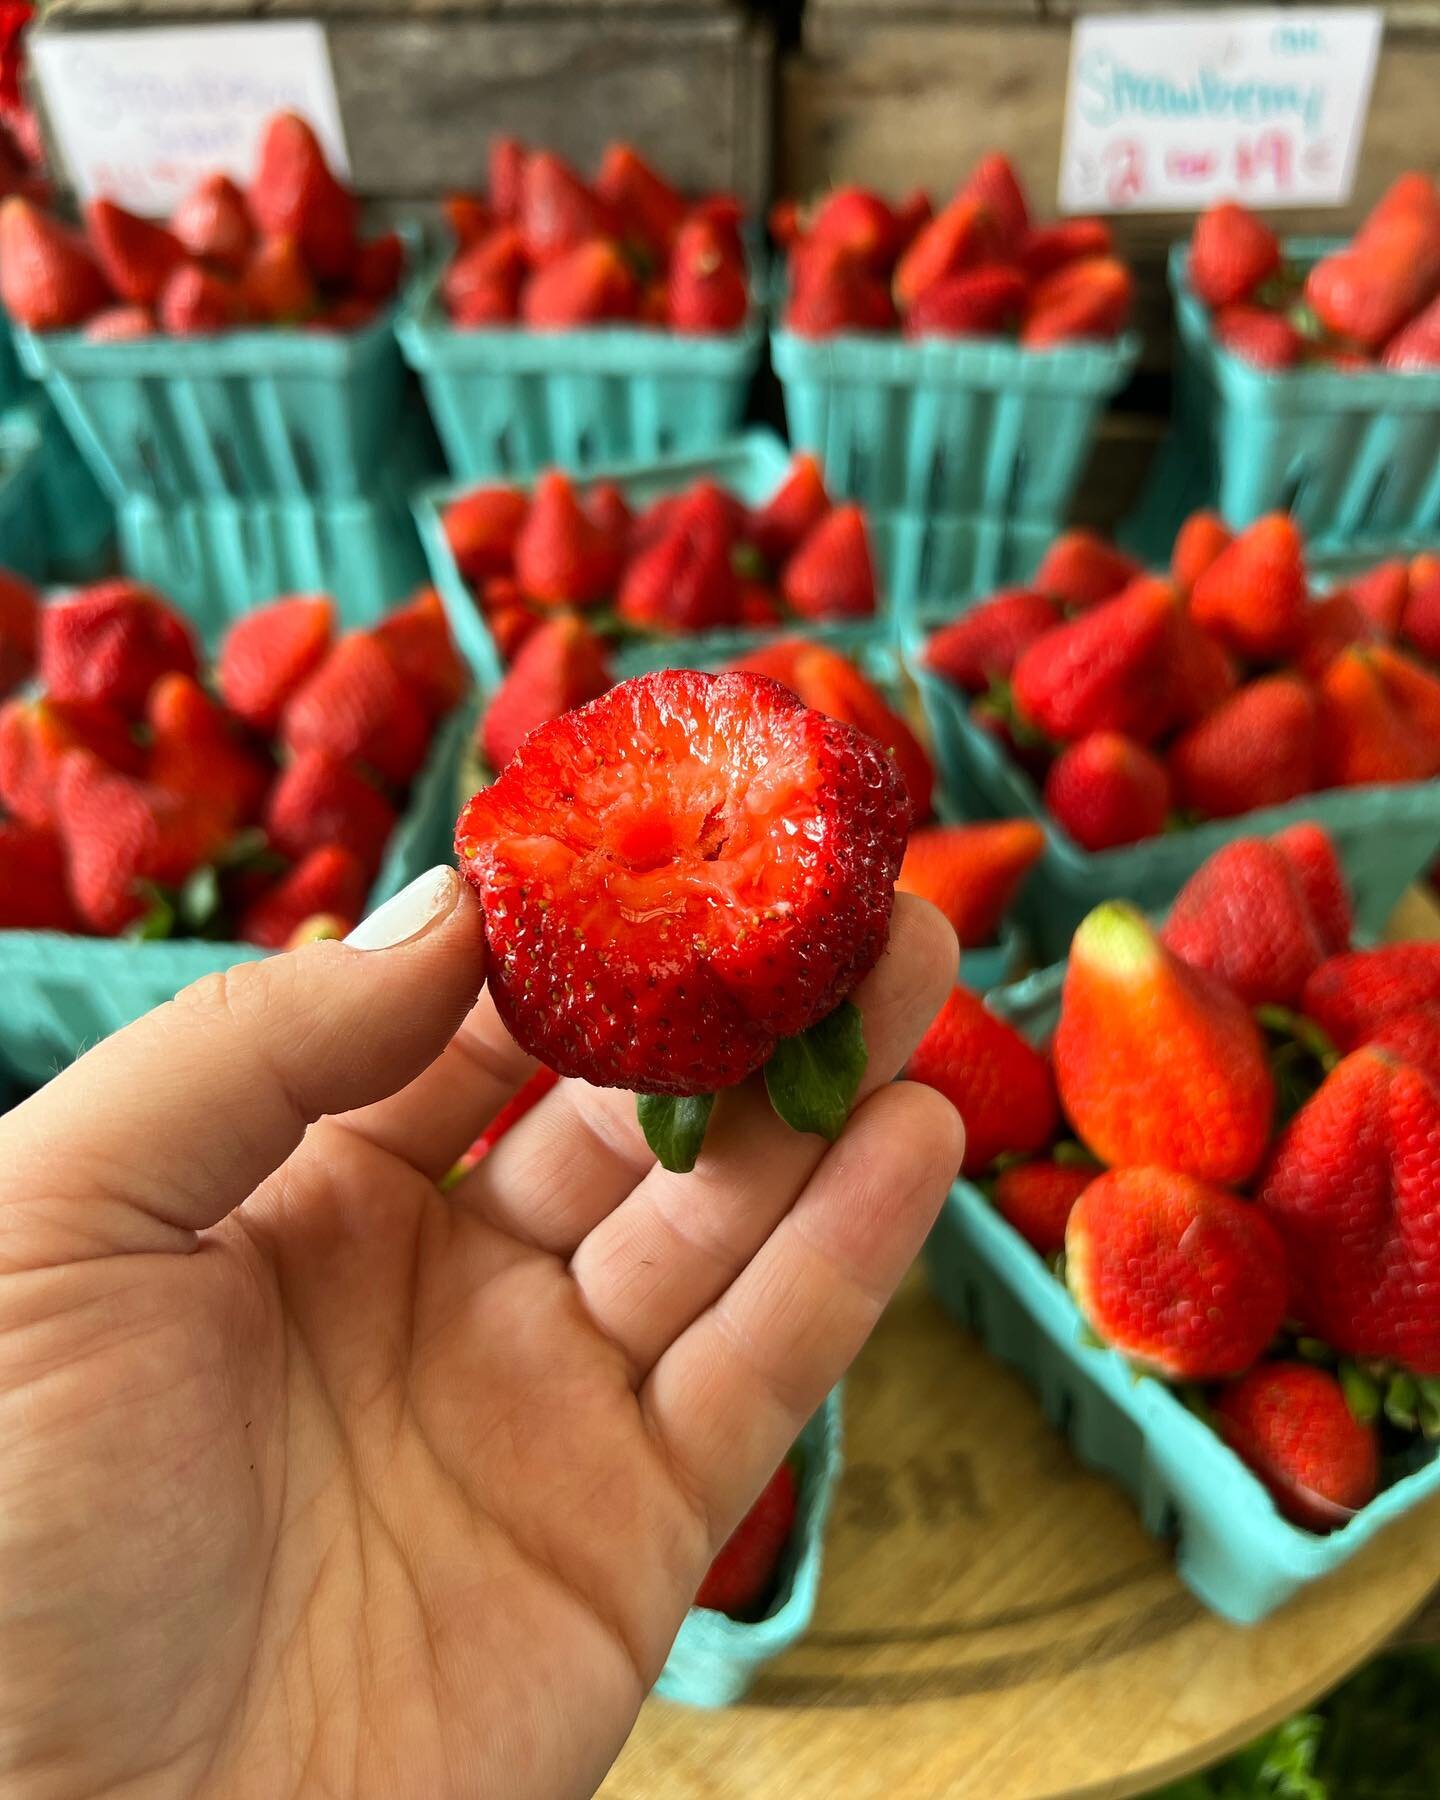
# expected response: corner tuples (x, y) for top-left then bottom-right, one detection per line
(282, 633), (432, 787)
(1189, 202), (1282, 308)
(238, 844), (368, 950)
(922, 590), (1059, 694)
(216, 593), (335, 736)
(1161, 837), (1327, 1007)
(1066, 1168), (1287, 1378)
(263, 748), (396, 879)
(895, 819), (1044, 948)
(1167, 674), (1318, 819)
(695, 1463), (798, 1617)
(790, 645), (933, 825)
(1055, 902), (1275, 1184)
(515, 471), (622, 608)
(456, 670), (909, 1098)
(480, 615), (612, 772)
(1044, 732), (1170, 852)
(1300, 944), (1440, 1049)
(1032, 531), (1140, 609)
(39, 582), (198, 719)
(908, 985), (1058, 1177)
(993, 1160), (1093, 1256)
(1190, 515), (1307, 662)
(1213, 1364), (1380, 1534)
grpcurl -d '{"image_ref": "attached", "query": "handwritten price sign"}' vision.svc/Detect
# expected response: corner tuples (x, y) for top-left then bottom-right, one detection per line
(1059, 9), (1383, 214)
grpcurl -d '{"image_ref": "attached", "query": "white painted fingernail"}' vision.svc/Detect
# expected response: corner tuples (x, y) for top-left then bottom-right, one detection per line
(344, 866), (460, 951)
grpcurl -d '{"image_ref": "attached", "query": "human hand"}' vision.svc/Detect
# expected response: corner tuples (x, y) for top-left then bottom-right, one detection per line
(0, 867), (960, 1799)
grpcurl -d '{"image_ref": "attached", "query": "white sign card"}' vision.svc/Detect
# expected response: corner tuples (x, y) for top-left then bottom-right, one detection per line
(1059, 9), (1383, 214)
(31, 22), (349, 215)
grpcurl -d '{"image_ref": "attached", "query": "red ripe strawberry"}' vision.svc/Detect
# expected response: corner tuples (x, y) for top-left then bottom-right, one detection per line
(515, 471), (622, 608)
(895, 818), (1044, 948)
(780, 505), (877, 620)
(892, 189), (933, 250)
(784, 240), (897, 336)
(1349, 559), (1410, 639)
(903, 265), (1028, 339)
(282, 633), (432, 788)
(168, 173), (254, 275)
(737, 583), (781, 628)
(993, 1160), (1093, 1257)
(0, 819), (79, 932)
(147, 673), (270, 831)
(791, 645), (933, 824)
(1169, 617), (1241, 727)
(596, 143), (685, 261)
(922, 589), (1059, 694)
(457, 669), (910, 1094)
(1019, 218), (1112, 282)
(1168, 674), (1318, 819)
(1365, 1004), (1440, 1087)
(668, 215), (748, 334)
(240, 234), (317, 325)
(84, 305), (155, 342)
(1170, 510), (1233, 596)
(1301, 944), (1440, 1050)
(1055, 901), (1275, 1184)
(1273, 821), (1352, 956)
(519, 151), (612, 267)
(1066, 1169), (1287, 1378)
(216, 593), (334, 736)
(727, 635), (814, 690)
(807, 187), (903, 275)
(1258, 1046), (1440, 1373)
(1044, 731), (1170, 852)
(1371, 643), (1440, 754)
(582, 480), (633, 551)
(1012, 577), (1184, 745)
(893, 196), (993, 310)
(1189, 202), (1282, 308)
(350, 231), (404, 306)
(85, 199), (183, 307)
(487, 597), (540, 665)
(1215, 304), (1302, 369)
(960, 152), (1030, 258)
(0, 694), (140, 827)
(1306, 214), (1440, 351)
(443, 194), (493, 251)
(1213, 1364), (1379, 1533)
(371, 588), (465, 722)
(1295, 590), (1372, 682)
(908, 985), (1058, 1176)
(617, 519), (739, 634)
(1033, 530), (1140, 609)
(248, 112), (357, 283)
(1161, 837), (1326, 1008)
(1382, 290), (1440, 369)
(313, 297), (377, 335)
(768, 197), (803, 251)
(442, 227), (525, 324)
(40, 581), (198, 718)
(158, 264), (244, 335)
(1317, 646), (1438, 786)
(442, 485), (528, 585)
(239, 844), (368, 950)
(695, 1463), (798, 1617)
(1402, 554), (1440, 661)
(0, 197), (111, 330)
(263, 747), (396, 879)
(0, 568), (37, 698)
(465, 1065), (562, 1163)
(521, 239), (639, 328)
(1362, 170), (1440, 237)
(1021, 257), (1133, 347)
(480, 614), (612, 771)
(749, 454), (831, 568)
(1190, 514), (1307, 662)
(489, 136), (527, 223)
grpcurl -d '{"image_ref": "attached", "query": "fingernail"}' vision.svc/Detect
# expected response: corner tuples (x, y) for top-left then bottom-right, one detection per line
(344, 866), (460, 951)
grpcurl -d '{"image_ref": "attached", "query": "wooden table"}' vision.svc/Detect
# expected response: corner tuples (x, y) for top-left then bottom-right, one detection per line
(602, 891), (1440, 1800)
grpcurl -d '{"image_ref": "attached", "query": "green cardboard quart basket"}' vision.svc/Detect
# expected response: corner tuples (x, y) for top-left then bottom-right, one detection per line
(0, 407), (48, 579)
(922, 965), (1440, 1625)
(396, 255), (764, 484)
(656, 1388), (843, 1707)
(34, 395), (115, 581)
(0, 704), (469, 1088)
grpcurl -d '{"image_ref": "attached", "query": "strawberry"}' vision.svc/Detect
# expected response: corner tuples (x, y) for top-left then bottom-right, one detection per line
(791, 645), (933, 825)
(1190, 514), (1307, 663)
(263, 747), (396, 879)
(487, 597), (540, 665)
(617, 518), (739, 633)
(1403, 555), (1440, 661)
(1306, 213), (1440, 351)
(1382, 290), (1440, 369)
(480, 614), (612, 771)
(992, 1160), (1093, 1256)
(371, 588), (465, 722)
(248, 111), (357, 283)
(596, 143), (685, 262)
(908, 984), (1058, 1177)
(0, 568), (37, 698)
(241, 234), (317, 325)
(1044, 731), (1170, 851)
(1213, 1364), (1379, 1533)
(521, 239), (639, 328)
(1273, 821), (1352, 956)
(515, 471), (623, 608)
(727, 635), (814, 689)
(282, 633), (432, 788)
(892, 189), (933, 249)
(168, 173), (254, 274)
(784, 240), (896, 336)
(441, 228), (525, 324)
(1066, 1169), (1287, 1379)
(239, 844), (368, 950)
(695, 1463), (798, 1617)
(960, 152), (1030, 258)
(1362, 171), (1440, 237)
(1301, 944), (1440, 1050)
(582, 480), (633, 552)
(1021, 257), (1133, 346)
(0, 819), (79, 932)
(519, 151), (612, 267)
(1012, 577), (1184, 745)
(749, 454), (831, 568)
(1365, 1005), (1440, 1087)
(313, 297), (376, 335)
(1257, 1046), (1440, 1374)
(1294, 590), (1373, 681)
(85, 198), (183, 307)
(40, 581), (197, 719)
(780, 505), (877, 621)
(147, 673), (270, 831)
(442, 485), (528, 585)
(456, 669), (910, 1095)
(0, 694), (140, 827)
(1169, 617), (1241, 726)
(893, 196), (993, 311)
(1316, 646), (1439, 786)
(1349, 559), (1410, 639)
(489, 136), (527, 223)
(1161, 837), (1327, 1008)
(158, 264), (244, 335)
(668, 215), (748, 333)
(1168, 674), (1318, 819)
(1215, 304), (1303, 368)
(442, 194), (493, 251)
(922, 590), (1059, 694)
(806, 187), (903, 275)
(0, 197), (111, 329)
(1055, 901), (1275, 1184)
(84, 305), (154, 341)
(216, 593), (335, 736)
(1033, 530), (1140, 609)
(1188, 202), (1282, 308)
(1019, 218), (1112, 282)
(895, 819), (1044, 948)
(737, 583), (781, 628)
(1170, 510), (1233, 596)
(903, 266), (1028, 338)
(1371, 643), (1440, 753)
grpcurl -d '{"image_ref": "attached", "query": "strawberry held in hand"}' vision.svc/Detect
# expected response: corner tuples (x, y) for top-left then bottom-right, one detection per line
(694, 1462), (798, 1618)
(456, 670), (909, 1167)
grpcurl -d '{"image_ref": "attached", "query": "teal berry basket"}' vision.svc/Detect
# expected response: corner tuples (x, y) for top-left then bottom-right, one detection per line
(0, 702), (470, 1088)
(922, 964), (1440, 1625)
(877, 509), (1054, 632)
(0, 406), (48, 579)
(656, 1388), (843, 1707)
(396, 251), (764, 484)
(909, 642), (1440, 962)
(34, 395), (115, 581)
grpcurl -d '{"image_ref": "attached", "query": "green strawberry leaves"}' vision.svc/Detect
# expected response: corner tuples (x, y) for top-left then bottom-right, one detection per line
(764, 1001), (867, 1143)
(637, 1092), (716, 1174)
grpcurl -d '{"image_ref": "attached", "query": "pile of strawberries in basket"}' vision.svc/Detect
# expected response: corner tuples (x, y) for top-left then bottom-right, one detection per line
(923, 513), (1440, 851)
(443, 453), (877, 663)
(909, 823), (1440, 1532)
(774, 152), (1134, 345)
(1188, 172), (1440, 369)
(438, 137), (749, 332)
(0, 576), (462, 945)
(0, 112), (404, 337)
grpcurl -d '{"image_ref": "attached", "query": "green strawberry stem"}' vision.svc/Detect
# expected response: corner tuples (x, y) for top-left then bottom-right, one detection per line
(636, 1093), (717, 1174)
(1339, 1361), (1382, 1427)
(764, 1001), (868, 1142)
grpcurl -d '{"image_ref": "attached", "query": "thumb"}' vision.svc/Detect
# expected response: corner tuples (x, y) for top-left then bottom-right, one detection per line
(0, 866), (485, 1270)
